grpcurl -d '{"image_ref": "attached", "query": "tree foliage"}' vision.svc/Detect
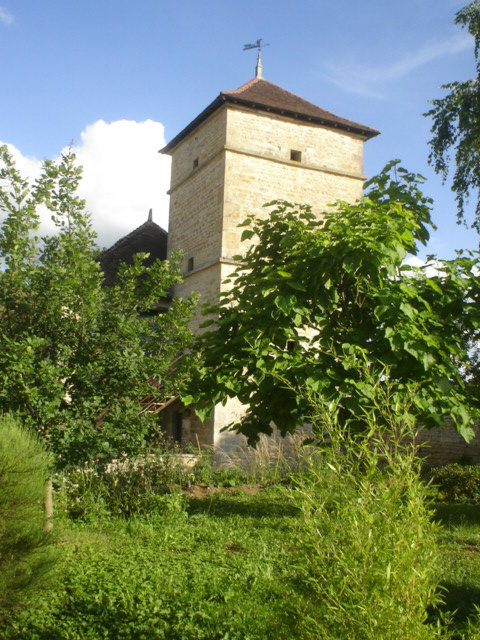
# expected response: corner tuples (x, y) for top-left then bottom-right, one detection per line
(184, 162), (480, 444)
(0, 145), (195, 468)
(425, 1), (480, 232)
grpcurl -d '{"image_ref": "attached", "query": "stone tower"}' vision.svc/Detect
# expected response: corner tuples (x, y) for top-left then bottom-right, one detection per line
(161, 74), (379, 450)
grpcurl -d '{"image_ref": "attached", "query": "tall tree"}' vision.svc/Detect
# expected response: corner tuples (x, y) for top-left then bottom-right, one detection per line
(184, 163), (480, 444)
(0, 145), (195, 468)
(425, 2), (480, 232)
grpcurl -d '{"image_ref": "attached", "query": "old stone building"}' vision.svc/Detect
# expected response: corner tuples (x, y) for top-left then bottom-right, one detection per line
(103, 69), (380, 451)
(102, 69), (480, 464)
(159, 73), (380, 451)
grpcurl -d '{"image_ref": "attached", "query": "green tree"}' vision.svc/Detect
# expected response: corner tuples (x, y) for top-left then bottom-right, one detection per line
(184, 162), (480, 444)
(0, 414), (58, 622)
(425, 1), (480, 232)
(0, 145), (195, 468)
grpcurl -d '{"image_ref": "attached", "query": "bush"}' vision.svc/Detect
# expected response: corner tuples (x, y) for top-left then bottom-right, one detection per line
(425, 464), (480, 504)
(0, 414), (58, 621)
(57, 446), (191, 519)
(291, 381), (444, 639)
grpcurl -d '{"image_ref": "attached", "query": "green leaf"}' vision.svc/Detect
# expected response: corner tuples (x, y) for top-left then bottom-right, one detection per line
(241, 229), (254, 241)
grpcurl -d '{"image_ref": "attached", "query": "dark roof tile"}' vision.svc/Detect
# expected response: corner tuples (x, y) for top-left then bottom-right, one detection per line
(99, 219), (168, 286)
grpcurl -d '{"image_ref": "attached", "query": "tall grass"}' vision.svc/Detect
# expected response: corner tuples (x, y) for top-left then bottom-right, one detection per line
(291, 382), (445, 639)
(214, 430), (321, 484)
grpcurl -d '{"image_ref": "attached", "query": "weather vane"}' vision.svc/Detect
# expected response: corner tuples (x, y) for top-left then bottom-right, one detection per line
(243, 38), (269, 78)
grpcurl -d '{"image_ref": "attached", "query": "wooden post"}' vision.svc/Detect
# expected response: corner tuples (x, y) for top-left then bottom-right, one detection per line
(44, 476), (53, 532)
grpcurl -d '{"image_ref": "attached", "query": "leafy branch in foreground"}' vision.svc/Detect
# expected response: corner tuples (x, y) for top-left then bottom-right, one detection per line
(184, 161), (480, 444)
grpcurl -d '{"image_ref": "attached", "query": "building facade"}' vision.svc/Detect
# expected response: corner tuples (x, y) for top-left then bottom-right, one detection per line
(159, 74), (379, 451)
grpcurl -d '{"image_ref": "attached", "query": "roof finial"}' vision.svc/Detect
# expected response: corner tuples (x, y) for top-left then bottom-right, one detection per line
(255, 49), (263, 78)
(243, 38), (269, 78)
(148, 208), (153, 222)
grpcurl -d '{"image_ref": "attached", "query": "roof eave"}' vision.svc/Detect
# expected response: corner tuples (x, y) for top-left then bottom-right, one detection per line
(160, 89), (380, 154)
(225, 95), (380, 140)
(160, 94), (227, 154)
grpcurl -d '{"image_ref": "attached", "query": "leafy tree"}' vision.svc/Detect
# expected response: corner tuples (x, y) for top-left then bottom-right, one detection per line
(425, 1), (480, 232)
(0, 145), (195, 468)
(184, 162), (480, 444)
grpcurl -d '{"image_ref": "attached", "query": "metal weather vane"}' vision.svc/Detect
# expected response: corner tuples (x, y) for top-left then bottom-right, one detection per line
(243, 38), (269, 78)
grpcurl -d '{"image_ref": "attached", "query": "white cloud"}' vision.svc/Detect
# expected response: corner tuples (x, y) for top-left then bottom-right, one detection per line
(324, 32), (473, 99)
(403, 255), (444, 278)
(0, 119), (171, 248)
(70, 119), (171, 247)
(0, 6), (13, 26)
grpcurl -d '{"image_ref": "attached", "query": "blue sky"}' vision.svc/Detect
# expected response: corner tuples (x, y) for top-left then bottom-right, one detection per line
(0, 0), (477, 257)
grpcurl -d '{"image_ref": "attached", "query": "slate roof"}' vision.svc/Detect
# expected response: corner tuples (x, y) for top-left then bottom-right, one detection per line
(99, 218), (168, 286)
(161, 76), (380, 153)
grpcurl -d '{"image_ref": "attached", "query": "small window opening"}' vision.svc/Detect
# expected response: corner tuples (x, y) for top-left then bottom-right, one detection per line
(173, 412), (182, 444)
(193, 158), (199, 170)
(187, 257), (194, 272)
(286, 339), (298, 352)
(290, 149), (302, 163)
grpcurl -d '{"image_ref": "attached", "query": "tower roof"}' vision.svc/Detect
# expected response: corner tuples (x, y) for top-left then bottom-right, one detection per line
(161, 77), (380, 154)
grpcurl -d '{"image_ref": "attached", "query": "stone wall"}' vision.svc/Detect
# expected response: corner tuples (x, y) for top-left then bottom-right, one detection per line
(160, 400), (214, 449)
(225, 106), (364, 176)
(166, 100), (370, 451)
(222, 106), (365, 263)
(415, 419), (480, 467)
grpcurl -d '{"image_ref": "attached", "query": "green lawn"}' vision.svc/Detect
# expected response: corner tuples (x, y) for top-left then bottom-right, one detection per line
(435, 503), (480, 635)
(3, 487), (480, 640)
(4, 488), (310, 640)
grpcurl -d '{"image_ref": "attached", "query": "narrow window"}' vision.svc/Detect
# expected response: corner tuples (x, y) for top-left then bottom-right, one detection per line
(187, 257), (194, 272)
(193, 158), (199, 170)
(174, 412), (182, 444)
(286, 339), (298, 352)
(290, 149), (302, 163)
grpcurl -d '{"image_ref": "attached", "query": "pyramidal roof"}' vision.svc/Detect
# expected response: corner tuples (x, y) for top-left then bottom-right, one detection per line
(161, 76), (379, 153)
(99, 216), (168, 286)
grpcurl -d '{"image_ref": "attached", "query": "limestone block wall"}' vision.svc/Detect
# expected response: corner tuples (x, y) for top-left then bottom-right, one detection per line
(225, 107), (364, 176)
(222, 151), (364, 262)
(415, 419), (480, 466)
(168, 153), (225, 274)
(165, 101), (370, 452)
(213, 397), (249, 456)
(222, 106), (365, 263)
(174, 261), (223, 334)
(160, 400), (214, 448)
(169, 107), (227, 187)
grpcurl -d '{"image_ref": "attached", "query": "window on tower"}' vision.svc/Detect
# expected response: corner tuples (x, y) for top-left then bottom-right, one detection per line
(193, 158), (199, 170)
(290, 149), (302, 163)
(187, 257), (194, 272)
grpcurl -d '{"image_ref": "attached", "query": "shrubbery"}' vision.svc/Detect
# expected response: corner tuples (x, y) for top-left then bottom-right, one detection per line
(55, 433), (322, 520)
(56, 446), (189, 519)
(425, 464), (480, 504)
(0, 415), (58, 621)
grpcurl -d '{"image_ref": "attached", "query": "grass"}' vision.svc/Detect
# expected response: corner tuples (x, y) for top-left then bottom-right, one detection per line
(434, 503), (480, 637)
(3, 487), (310, 640)
(3, 484), (480, 639)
